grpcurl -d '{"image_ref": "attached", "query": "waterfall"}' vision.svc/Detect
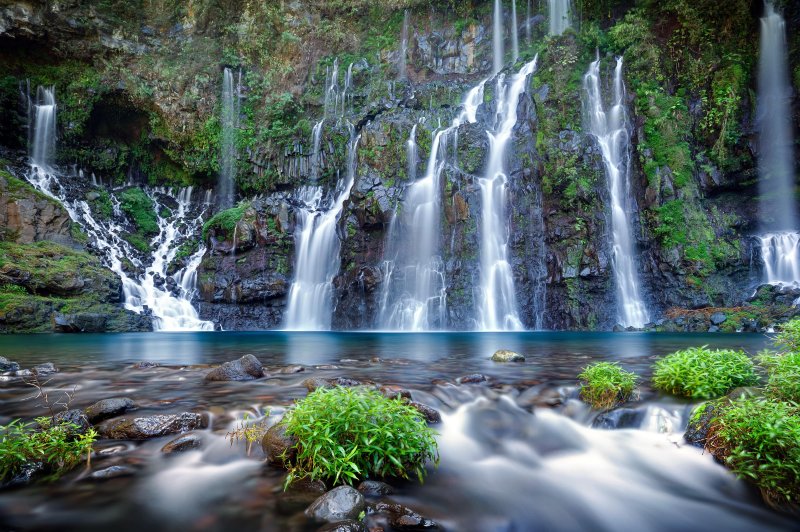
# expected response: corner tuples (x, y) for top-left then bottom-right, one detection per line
(493, 0), (504, 74)
(379, 81), (487, 331)
(477, 57), (538, 331)
(310, 120), (324, 180)
(25, 86), (214, 331)
(399, 10), (409, 80)
(407, 124), (418, 182)
(324, 59), (339, 118)
(549, 0), (571, 36)
(526, 0), (532, 44)
(285, 126), (361, 330)
(583, 58), (649, 328)
(757, 2), (798, 284)
(511, 0), (519, 63)
(218, 68), (240, 209)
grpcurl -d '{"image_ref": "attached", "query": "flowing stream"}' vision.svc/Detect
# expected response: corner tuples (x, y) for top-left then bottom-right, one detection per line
(583, 58), (649, 328)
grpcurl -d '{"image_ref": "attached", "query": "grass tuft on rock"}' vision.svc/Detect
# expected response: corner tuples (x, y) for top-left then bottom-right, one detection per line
(119, 188), (158, 236)
(280, 386), (438, 487)
(578, 362), (637, 410)
(652, 346), (757, 399)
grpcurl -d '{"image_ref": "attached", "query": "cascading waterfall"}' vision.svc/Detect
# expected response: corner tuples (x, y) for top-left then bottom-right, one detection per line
(477, 57), (538, 331)
(526, 0), (532, 44)
(25, 85), (214, 331)
(218, 67), (240, 209)
(511, 0), (519, 63)
(399, 10), (409, 80)
(379, 81), (488, 331)
(407, 124), (418, 182)
(310, 119), (325, 180)
(583, 57), (649, 328)
(757, 2), (799, 285)
(285, 126), (361, 330)
(493, 0), (504, 74)
(549, 0), (571, 36)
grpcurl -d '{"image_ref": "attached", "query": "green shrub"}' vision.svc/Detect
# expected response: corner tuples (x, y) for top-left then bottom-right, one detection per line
(578, 362), (638, 410)
(758, 351), (800, 404)
(710, 399), (800, 507)
(280, 387), (438, 487)
(652, 346), (758, 399)
(119, 189), (159, 235)
(775, 318), (800, 353)
(0, 418), (97, 484)
(202, 202), (250, 240)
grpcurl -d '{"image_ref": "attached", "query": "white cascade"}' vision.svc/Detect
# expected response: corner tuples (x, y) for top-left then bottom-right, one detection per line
(757, 2), (799, 284)
(526, 0), (532, 44)
(285, 126), (361, 330)
(549, 0), (571, 36)
(399, 10), (409, 80)
(477, 57), (538, 331)
(218, 67), (240, 209)
(379, 81), (488, 331)
(511, 0), (519, 63)
(310, 119), (324, 180)
(493, 0), (504, 74)
(583, 57), (649, 328)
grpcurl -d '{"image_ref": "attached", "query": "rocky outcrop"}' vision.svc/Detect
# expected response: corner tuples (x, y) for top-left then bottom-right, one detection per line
(0, 171), (74, 245)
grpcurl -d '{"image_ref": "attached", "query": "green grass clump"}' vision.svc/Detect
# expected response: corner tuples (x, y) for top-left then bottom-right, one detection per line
(0, 418), (97, 484)
(758, 351), (800, 404)
(202, 202), (250, 240)
(119, 189), (158, 235)
(775, 319), (800, 353)
(652, 346), (757, 399)
(710, 399), (800, 507)
(280, 386), (438, 487)
(578, 362), (638, 410)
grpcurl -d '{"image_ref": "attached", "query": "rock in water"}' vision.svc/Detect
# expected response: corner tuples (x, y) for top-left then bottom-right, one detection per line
(491, 349), (525, 362)
(84, 397), (137, 423)
(51, 409), (91, 434)
(161, 433), (202, 454)
(371, 502), (440, 530)
(305, 486), (365, 523)
(204, 354), (264, 381)
(357, 480), (394, 497)
(408, 401), (442, 424)
(318, 521), (367, 532)
(0, 357), (20, 373)
(98, 413), (207, 440)
(261, 422), (298, 465)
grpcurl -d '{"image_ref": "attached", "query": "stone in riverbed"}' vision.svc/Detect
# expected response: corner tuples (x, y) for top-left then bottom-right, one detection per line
(33, 362), (57, 376)
(261, 422), (298, 465)
(378, 384), (412, 400)
(592, 408), (646, 430)
(409, 401), (442, 424)
(98, 413), (207, 440)
(491, 349), (525, 362)
(51, 409), (91, 434)
(204, 354), (264, 381)
(305, 485), (365, 523)
(161, 433), (202, 454)
(0, 357), (20, 373)
(317, 521), (367, 532)
(84, 397), (137, 423)
(275, 364), (305, 374)
(458, 373), (488, 384)
(276, 478), (328, 515)
(303, 377), (363, 392)
(710, 312), (727, 325)
(357, 480), (394, 497)
(90, 465), (134, 480)
(370, 502), (440, 530)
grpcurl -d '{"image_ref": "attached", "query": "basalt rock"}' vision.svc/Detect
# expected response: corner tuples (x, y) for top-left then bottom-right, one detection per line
(98, 413), (208, 440)
(305, 486), (366, 524)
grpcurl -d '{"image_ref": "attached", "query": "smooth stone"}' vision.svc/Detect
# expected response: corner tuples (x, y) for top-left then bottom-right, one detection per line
(98, 413), (207, 440)
(592, 408), (646, 430)
(305, 486), (365, 523)
(0, 356), (20, 373)
(84, 397), (137, 423)
(708, 325), (720, 333)
(491, 349), (525, 362)
(261, 422), (297, 465)
(275, 365), (305, 374)
(458, 374), (488, 384)
(317, 521), (367, 532)
(161, 433), (202, 454)
(408, 401), (442, 424)
(371, 502), (439, 530)
(276, 478), (328, 515)
(378, 385), (412, 400)
(51, 409), (91, 434)
(205, 354), (264, 381)
(90, 465), (134, 480)
(710, 312), (727, 325)
(357, 480), (394, 497)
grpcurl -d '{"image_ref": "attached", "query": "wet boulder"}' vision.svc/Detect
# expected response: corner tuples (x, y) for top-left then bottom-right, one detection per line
(458, 374), (488, 384)
(51, 409), (91, 434)
(261, 422), (298, 465)
(84, 397), (137, 423)
(98, 413), (207, 440)
(409, 401), (442, 424)
(491, 349), (525, 362)
(592, 408), (646, 430)
(368, 502), (440, 530)
(205, 354), (264, 381)
(90, 465), (134, 480)
(0, 356), (20, 373)
(305, 485), (365, 523)
(357, 480), (394, 497)
(318, 521), (367, 532)
(32, 362), (57, 376)
(161, 433), (202, 454)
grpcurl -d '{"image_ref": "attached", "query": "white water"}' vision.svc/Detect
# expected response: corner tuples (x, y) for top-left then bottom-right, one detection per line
(549, 0), (571, 36)
(310, 119), (324, 180)
(379, 81), (488, 331)
(477, 57), (538, 331)
(493, 0), (504, 74)
(218, 68), (240, 209)
(526, 0), (532, 44)
(25, 86), (214, 332)
(757, 3), (798, 285)
(583, 58), (649, 328)
(511, 0), (519, 63)
(285, 127), (361, 330)
(399, 10), (409, 80)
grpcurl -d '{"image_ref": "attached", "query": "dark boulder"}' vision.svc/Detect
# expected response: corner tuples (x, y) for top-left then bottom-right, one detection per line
(161, 433), (202, 454)
(357, 480), (394, 497)
(98, 413), (207, 440)
(204, 354), (264, 381)
(592, 408), (646, 430)
(369, 502), (440, 530)
(0, 356), (20, 373)
(261, 422), (298, 465)
(51, 409), (91, 434)
(318, 521), (367, 532)
(305, 485), (366, 523)
(84, 397), (137, 423)
(408, 402), (442, 424)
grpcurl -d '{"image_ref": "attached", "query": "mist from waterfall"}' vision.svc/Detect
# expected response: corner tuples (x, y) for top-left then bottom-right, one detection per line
(285, 126), (361, 330)
(583, 58), (649, 328)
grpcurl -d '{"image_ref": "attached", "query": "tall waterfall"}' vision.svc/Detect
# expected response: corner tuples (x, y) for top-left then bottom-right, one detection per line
(511, 0), (519, 63)
(477, 57), (538, 331)
(549, 0), (571, 36)
(526, 0), (532, 44)
(757, 2), (799, 285)
(493, 0), (504, 74)
(310, 119), (325, 180)
(399, 10), (409, 80)
(285, 126), (361, 330)
(379, 81), (487, 331)
(583, 58), (649, 328)
(218, 67), (240, 209)
(25, 85), (214, 331)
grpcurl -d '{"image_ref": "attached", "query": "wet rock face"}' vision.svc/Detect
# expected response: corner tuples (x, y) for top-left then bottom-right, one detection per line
(0, 173), (74, 245)
(305, 485), (366, 523)
(204, 354), (264, 381)
(98, 413), (208, 440)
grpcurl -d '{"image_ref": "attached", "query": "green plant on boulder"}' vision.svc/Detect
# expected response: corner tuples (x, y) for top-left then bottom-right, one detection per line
(652, 346), (758, 399)
(280, 386), (438, 487)
(119, 189), (159, 235)
(202, 202), (251, 240)
(578, 362), (638, 410)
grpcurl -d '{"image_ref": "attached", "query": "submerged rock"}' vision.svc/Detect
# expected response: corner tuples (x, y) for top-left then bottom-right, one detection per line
(161, 433), (202, 454)
(261, 422), (298, 465)
(592, 408), (646, 430)
(369, 502), (440, 530)
(0, 356), (20, 373)
(408, 401), (442, 424)
(84, 397), (137, 423)
(33, 362), (57, 376)
(317, 521), (367, 532)
(303, 377), (363, 392)
(98, 413), (207, 440)
(458, 374), (488, 384)
(378, 384), (412, 400)
(90, 465), (134, 480)
(204, 354), (264, 381)
(491, 349), (525, 362)
(305, 485), (365, 523)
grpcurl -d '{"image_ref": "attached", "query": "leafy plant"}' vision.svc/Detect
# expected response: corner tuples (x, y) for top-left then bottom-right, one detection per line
(775, 318), (800, 353)
(652, 346), (758, 399)
(226, 411), (270, 456)
(758, 351), (800, 404)
(119, 189), (159, 235)
(708, 398), (800, 507)
(202, 201), (251, 240)
(280, 387), (438, 487)
(578, 362), (638, 410)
